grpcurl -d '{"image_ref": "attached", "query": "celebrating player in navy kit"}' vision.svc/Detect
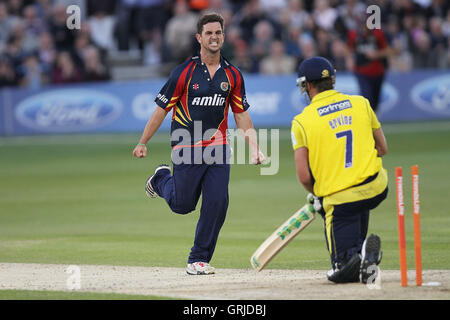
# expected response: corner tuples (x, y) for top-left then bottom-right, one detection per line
(133, 13), (265, 275)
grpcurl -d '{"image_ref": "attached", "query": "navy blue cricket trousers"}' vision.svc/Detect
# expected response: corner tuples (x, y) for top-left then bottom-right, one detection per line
(151, 146), (230, 264)
(318, 171), (388, 268)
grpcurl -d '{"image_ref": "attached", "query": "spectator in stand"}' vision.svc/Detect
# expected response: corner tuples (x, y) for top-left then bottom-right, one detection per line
(72, 25), (93, 66)
(0, 3), (18, 52)
(8, 21), (34, 54)
(140, 0), (168, 65)
(4, 34), (25, 73)
(298, 34), (317, 61)
(8, 0), (24, 18)
(385, 16), (412, 72)
(221, 24), (242, 61)
(429, 16), (448, 68)
(234, 0), (280, 43)
(443, 9), (450, 37)
(249, 20), (275, 71)
(86, 0), (117, 17)
(88, 9), (116, 52)
(330, 38), (351, 71)
(389, 37), (413, 72)
(231, 38), (255, 73)
(315, 28), (333, 62)
(205, 0), (232, 12)
(260, 39), (296, 74)
(447, 37), (450, 67)
(283, 26), (303, 61)
(114, 0), (139, 51)
(411, 29), (435, 68)
(279, 0), (311, 31)
(401, 13), (415, 49)
(411, 14), (428, 39)
(260, 0), (287, 21)
(391, 0), (419, 21)
(49, 3), (76, 51)
(0, 56), (18, 87)
(424, 0), (448, 19)
(313, 0), (338, 31)
(23, 4), (47, 36)
(20, 5), (48, 52)
(336, 0), (366, 32)
(82, 46), (110, 82)
(18, 52), (46, 89)
(115, 0), (167, 64)
(37, 32), (56, 77)
(51, 51), (83, 84)
(35, 0), (54, 22)
(164, 0), (198, 64)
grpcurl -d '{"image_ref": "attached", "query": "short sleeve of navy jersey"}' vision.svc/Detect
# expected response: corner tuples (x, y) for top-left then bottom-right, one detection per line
(154, 62), (189, 111)
(227, 67), (250, 113)
(155, 80), (175, 110)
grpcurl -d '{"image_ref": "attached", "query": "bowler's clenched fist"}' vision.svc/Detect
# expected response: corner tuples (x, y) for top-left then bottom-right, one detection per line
(133, 145), (147, 158)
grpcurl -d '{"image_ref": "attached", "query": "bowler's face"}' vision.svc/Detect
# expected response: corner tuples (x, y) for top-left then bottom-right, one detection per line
(197, 22), (224, 53)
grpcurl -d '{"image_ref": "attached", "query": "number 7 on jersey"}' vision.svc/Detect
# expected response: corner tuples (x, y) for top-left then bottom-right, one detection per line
(335, 129), (353, 168)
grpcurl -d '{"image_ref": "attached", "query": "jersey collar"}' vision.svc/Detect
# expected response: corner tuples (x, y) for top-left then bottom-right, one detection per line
(191, 53), (230, 69)
(310, 89), (339, 104)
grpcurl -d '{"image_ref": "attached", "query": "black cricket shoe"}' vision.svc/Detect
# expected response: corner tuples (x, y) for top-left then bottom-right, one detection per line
(145, 164), (171, 198)
(360, 234), (382, 284)
(327, 253), (361, 284)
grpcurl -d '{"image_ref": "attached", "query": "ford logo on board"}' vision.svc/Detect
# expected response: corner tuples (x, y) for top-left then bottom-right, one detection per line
(15, 89), (123, 132)
(411, 75), (450, 116)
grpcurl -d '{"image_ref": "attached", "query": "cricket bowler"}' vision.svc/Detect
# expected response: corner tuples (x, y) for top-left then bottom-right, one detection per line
(133, 13), (264, 275)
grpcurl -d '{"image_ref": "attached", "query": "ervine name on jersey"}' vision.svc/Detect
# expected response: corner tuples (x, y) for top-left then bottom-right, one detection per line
(318, 100), (352, 116)
(328, 114), (353, 130)
(192, 94), (226, 107)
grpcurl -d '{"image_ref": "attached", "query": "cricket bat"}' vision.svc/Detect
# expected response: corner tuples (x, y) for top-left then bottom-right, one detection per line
(250, 203), (316, 271)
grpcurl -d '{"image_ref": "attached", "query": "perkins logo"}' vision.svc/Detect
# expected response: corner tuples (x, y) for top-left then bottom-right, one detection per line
(317, 100), (352, 116)
(192, 94), (225, 107)
(15, 89), (123, 132)
(411, 75), (450, 116)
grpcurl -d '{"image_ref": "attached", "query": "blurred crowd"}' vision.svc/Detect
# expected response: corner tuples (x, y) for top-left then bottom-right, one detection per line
(0, 0), (448, 89)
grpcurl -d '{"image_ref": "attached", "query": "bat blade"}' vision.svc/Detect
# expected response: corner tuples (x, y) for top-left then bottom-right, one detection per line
(250, 204), (316, 271)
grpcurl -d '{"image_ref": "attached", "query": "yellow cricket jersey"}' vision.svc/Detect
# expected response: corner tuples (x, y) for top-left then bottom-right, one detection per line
(291, 89), (382, 197)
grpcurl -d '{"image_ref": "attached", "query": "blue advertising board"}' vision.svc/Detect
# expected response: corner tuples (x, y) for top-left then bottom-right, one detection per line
(0, 70), (449, 136)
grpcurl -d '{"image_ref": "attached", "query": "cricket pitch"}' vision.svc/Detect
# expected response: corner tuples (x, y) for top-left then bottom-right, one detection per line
(0, 263), (449, 300)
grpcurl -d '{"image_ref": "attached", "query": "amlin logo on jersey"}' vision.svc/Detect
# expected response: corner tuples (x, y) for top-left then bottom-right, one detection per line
(192, 94), (226, 107)
(317, 100), (352, 116)
(15, 89), (123, 132)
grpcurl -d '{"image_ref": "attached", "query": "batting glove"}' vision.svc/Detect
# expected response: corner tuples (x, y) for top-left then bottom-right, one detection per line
(307, 193), (322, 213)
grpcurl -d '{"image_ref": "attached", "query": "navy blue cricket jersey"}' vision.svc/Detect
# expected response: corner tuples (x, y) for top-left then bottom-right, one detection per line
(155, 54), (250, 148)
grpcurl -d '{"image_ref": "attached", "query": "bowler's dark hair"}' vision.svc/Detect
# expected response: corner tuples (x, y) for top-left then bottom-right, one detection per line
(197, 13), (224, 34)
(309, 77), (335, 92)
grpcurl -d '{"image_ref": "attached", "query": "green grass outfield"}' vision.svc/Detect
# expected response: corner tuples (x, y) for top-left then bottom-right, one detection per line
(0, 120), (449, 299)
(0, 289), (172, 300)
